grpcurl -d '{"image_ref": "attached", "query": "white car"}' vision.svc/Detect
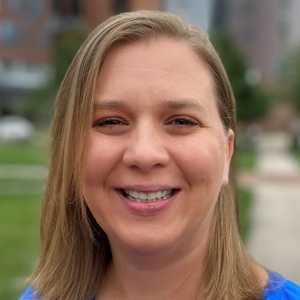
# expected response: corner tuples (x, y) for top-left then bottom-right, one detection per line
(0, 116), (35, 142)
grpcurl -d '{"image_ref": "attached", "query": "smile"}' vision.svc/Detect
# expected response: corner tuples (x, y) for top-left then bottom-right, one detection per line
(122, 189), (174, 203)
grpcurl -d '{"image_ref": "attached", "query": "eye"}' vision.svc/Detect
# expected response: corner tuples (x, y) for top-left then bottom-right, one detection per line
(94, 118), (126, 127)
(93, 117), (129, 135)
(168, 117), (198, 127)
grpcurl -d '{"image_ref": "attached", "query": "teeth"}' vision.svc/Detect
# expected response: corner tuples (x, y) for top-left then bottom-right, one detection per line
(124, 190), (173, 202)
(140, 192), (147, 200)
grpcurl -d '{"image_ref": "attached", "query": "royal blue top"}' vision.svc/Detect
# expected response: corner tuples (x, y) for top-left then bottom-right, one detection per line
(263, 272), (300, 299)
(19, 271), (300, 300)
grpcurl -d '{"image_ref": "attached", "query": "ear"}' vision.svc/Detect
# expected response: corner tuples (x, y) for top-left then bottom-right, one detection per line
(222, 129), (235, 186)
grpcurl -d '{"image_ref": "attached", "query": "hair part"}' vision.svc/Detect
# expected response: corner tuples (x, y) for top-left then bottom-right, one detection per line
(30, 10), (263, 300)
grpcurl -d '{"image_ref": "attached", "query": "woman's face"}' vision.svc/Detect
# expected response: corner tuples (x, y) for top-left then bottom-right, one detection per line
(83, 38), (234, 255)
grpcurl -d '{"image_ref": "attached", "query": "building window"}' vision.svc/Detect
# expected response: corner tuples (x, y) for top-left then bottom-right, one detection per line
(114, 0), (129, 14)
(39, 30), (51, 48)
(3, 20), (18, 45)
(0, 24), (2, 43)
(7, 0), (22, 13)
(278, 0), (291, 10)
(242, 0), (256, 18)
(242, 28), (253, 44)
(277, 21), (289, 39)
(28, 0), (43, 18)
(72, 0), (80, 16)
(53, 0), (80, 17)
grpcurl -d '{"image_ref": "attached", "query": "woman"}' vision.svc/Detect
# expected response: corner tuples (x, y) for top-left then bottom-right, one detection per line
(20, 11), (300, 300)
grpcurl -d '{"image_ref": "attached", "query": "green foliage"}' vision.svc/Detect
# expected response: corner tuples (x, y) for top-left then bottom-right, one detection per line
(235, 149), (256, 170)
(283, 47), (300, 112)
(210, 31), (268, 121)
(292, 149), (300, 163)
(17, 83), (56, 123)
(53, 29), (86, 86)
(20, 29), (86, 122)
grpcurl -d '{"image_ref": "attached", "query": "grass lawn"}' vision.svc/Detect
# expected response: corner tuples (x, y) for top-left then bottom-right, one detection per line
(0, 137), (46, 299)
(0, 143), (48, 165)
(234, 149), (256, 242)
(235, 148), (256, 241)
(0, 129), (49, 165)
(0, 194), (41, 300)
(238, 188), (252, 241)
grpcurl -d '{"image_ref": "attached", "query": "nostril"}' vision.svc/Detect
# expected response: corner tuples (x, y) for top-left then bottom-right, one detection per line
(122, 143), (170, 171)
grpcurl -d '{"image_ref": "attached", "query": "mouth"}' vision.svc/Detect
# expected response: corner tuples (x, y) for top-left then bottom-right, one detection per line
(120, 189), (179, 203)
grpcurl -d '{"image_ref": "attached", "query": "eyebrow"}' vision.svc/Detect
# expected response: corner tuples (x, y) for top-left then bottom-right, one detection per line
(93, 100), (127, 111)
(93, 99), (206, 112)
(163, 99), (206, 111)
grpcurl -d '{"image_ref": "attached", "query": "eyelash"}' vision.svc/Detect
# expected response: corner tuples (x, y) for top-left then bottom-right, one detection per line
(95, 118), (127, 127)
(168, 117), (198, 127)
(94, 116), (199, 128)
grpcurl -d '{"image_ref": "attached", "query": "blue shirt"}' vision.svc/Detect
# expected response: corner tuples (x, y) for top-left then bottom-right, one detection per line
(264, 272), (300, 299)
(19, 272), (300, 300)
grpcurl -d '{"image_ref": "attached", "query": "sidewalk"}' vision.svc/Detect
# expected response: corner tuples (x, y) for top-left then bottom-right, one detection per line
(244, 132), (300, 284)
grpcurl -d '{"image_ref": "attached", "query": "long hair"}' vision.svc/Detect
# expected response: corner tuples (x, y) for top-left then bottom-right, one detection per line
(30, 11), (263, 300)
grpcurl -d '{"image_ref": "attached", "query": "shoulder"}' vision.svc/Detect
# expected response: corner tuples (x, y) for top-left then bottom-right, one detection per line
(264, 272), (300, 300)
(19, 286), (39, 300)
(19, 286), (96, 300)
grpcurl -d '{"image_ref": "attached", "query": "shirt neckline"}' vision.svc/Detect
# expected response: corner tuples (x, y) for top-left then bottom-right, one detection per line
(263, 271), (286, 298)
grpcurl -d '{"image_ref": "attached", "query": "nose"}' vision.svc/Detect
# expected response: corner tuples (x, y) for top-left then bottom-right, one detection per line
(122, 123), (170, 172)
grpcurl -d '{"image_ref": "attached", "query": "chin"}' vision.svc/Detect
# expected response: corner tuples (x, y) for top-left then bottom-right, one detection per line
(109, 226), (181, 256)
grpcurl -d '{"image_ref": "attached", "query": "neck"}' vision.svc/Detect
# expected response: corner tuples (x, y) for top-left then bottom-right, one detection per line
(98, 238), (208, 300)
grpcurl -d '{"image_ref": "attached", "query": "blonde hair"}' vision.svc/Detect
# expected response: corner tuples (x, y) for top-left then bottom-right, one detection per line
(30, 10), (263, 300)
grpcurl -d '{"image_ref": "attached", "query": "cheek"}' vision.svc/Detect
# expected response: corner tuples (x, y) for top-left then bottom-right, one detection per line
(84, 150), (105, 187)
(178, 139), (226, 185)
(83, 135), (118, 228)
(84, 134), (120, 184)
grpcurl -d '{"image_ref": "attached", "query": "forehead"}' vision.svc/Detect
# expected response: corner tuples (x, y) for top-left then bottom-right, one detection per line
(99, 38), (210, 81)
(95, 38), (218, 113)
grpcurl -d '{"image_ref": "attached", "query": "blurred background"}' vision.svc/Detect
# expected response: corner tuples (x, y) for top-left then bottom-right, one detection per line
(1, 0), (300, 299)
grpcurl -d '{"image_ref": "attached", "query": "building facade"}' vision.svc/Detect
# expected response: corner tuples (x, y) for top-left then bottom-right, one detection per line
(216, 0), (300, 85)
(164, 0), (213, 32)
(0, 0), (162, 113)
(0, 0), (54, 112)
(83, 0), (161, 32)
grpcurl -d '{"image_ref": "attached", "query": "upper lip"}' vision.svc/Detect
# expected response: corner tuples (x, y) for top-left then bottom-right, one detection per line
(116, 185), (178, 193)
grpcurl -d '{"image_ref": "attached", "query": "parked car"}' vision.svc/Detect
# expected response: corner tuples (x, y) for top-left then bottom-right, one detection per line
(0, 116), (35, 142)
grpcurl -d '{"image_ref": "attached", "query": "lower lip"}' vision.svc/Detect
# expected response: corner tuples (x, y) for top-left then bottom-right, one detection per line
(117, 191), (178, 216)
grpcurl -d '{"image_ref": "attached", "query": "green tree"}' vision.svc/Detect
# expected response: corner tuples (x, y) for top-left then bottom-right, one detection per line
(21, 29), (86, 123)
(210, 31), (268, 122)
(52, 29), (86, 86)
(284, 46), (300, 112)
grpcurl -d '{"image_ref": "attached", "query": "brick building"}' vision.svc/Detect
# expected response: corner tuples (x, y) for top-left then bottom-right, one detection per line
(0, 0), (162, 113)
(83, 0), (161, 31)
(212, 0), (300, 86)
(0, 0), (54, 112)
(0, 0), (53, 63)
